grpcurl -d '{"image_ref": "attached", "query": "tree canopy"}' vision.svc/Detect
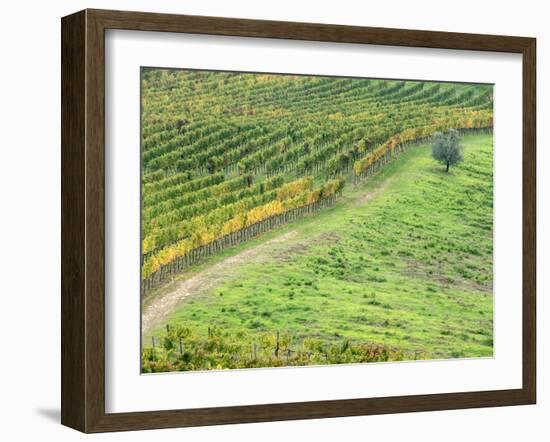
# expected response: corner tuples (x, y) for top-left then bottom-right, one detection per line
(432, 129), (463, 172)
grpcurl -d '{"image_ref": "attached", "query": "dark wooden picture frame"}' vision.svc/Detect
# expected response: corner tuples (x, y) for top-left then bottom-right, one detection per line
(61, 8), (536, 433)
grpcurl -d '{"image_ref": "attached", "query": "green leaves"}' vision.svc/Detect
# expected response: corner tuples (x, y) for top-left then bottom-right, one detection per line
(432, 129), (464, 172)
(142, 326), (406, 372)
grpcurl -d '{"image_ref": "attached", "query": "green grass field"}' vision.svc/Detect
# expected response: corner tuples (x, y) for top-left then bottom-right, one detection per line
(143, 133), (493, 370)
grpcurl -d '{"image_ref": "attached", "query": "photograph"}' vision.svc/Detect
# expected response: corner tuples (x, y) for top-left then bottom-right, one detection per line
(139, 68), (494, 373)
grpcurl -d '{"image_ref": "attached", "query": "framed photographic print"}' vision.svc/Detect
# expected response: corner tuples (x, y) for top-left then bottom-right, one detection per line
(61, 9), (536, 433)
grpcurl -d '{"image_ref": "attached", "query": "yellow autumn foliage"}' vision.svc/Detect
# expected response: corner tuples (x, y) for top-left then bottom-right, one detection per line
(276, 177), (313, 201)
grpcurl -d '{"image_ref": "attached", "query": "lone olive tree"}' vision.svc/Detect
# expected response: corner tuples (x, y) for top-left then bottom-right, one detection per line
(432, 129), (463, 172)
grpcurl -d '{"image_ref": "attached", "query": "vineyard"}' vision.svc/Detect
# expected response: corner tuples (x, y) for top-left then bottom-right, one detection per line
(142, 326), (408, 372)
(141, 69), (493, 295)
(142, 133), (494, 371)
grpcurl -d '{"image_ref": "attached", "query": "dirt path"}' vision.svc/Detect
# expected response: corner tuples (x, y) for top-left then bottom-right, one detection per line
(355, 177), (391, 206)
(142, 230), (298, 336)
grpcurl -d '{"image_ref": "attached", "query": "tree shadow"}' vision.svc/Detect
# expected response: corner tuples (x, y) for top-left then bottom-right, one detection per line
(427, 164), (457, 176)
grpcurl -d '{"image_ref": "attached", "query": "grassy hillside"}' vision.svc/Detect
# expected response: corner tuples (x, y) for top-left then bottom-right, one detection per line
(142, 133), (493, 372)
(140, 69), (493, 294)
